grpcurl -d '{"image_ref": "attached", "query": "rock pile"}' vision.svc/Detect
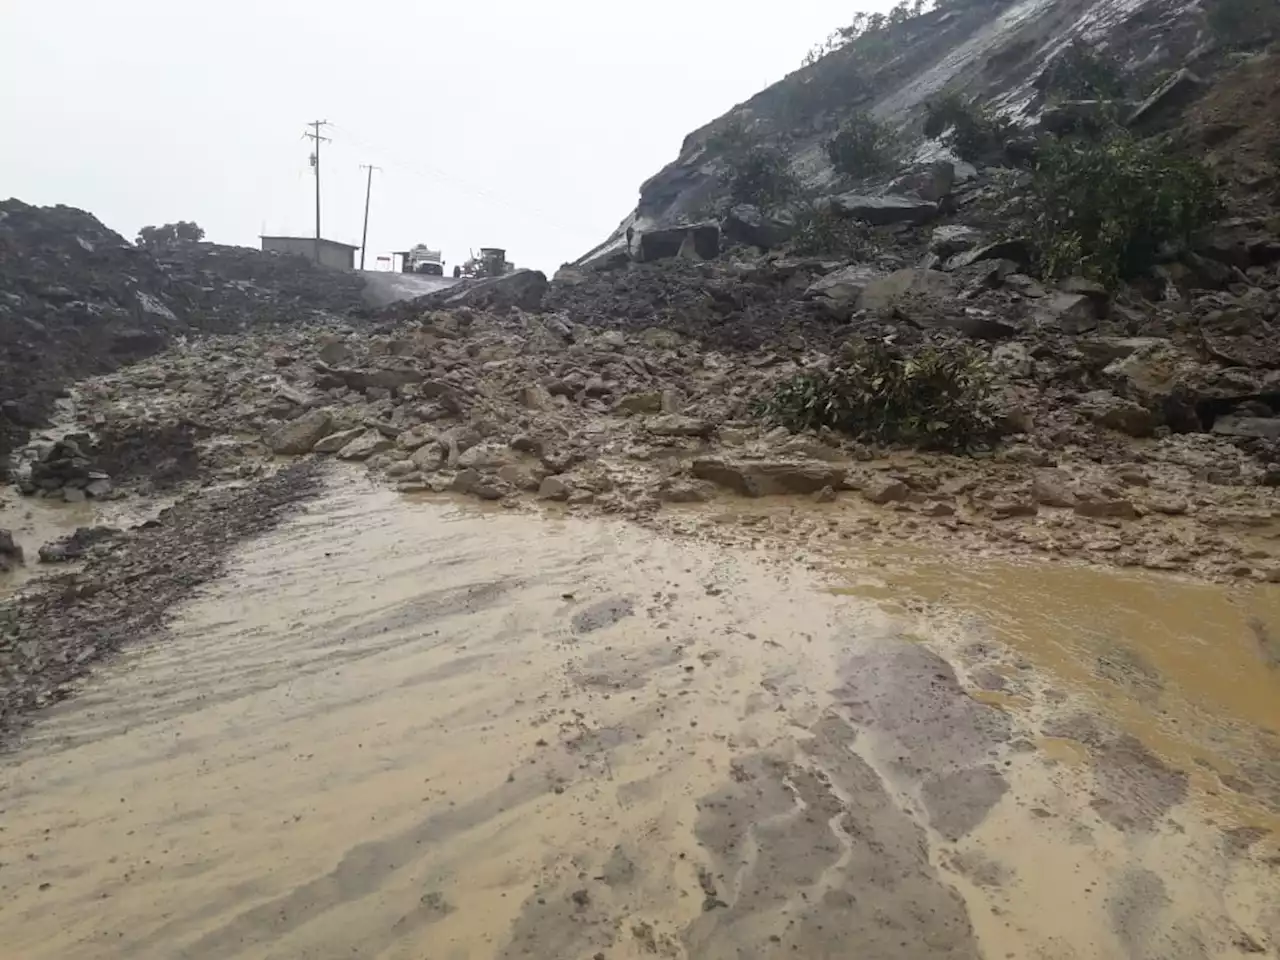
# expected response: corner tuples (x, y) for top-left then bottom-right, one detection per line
(0, 200), (371, 473)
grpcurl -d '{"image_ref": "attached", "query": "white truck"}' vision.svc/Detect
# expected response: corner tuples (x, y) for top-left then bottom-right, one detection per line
(404, 244), (444, 276)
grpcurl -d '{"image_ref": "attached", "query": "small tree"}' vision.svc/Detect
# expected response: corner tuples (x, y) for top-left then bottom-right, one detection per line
(136, 221), (205, 249)
(1041, 41), (1126, 101)
(923, 94), (1016, 161)
(723, 148), (802, 211)
(826, 112), (899, 177)
(1030, 132), (1220, 286)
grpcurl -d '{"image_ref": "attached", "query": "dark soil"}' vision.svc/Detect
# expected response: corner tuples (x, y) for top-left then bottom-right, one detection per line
(0, 462), (324, 746)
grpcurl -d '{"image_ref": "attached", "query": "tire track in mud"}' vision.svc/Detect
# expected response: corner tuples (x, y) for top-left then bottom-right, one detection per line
(0, 469), (1277, 959)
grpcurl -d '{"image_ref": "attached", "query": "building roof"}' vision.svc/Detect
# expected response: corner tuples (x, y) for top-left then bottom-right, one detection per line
(260, 235), (361, 251)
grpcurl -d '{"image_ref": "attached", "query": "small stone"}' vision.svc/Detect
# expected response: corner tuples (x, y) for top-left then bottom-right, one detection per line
(814, 485), (837, 503)
(538, 476), (571, 501)
(924, 501), (955, 517)
(385, 460), (417, 478)
(1074, 497), (1137, 520)
(992, 500), (1037, 518)
(313, 427), (365, 454)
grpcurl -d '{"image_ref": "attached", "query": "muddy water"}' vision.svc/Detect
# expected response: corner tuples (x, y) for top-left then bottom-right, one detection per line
(2, 474), (1278, 959)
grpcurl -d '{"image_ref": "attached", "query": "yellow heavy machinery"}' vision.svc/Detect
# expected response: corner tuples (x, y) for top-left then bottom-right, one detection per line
(459, 247), (514, 279)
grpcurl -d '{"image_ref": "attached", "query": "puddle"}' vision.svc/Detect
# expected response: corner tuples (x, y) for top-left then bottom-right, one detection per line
(1, 474), (1277, 959)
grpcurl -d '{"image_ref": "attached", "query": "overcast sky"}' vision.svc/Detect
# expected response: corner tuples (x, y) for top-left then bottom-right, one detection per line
(2, 1), (894, 273)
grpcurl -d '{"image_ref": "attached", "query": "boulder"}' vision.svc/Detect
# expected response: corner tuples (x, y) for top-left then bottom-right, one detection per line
(637, 223), (720, 263)
(1074, 497), (1138, 520)
(692, 458), (848, 497)
(929, 225), (981, 258)
(337, 430), (394, 461)
(860, 475), (909, 505)
(266, 408), (334, 455)
(615, 391), (665, 415)
(645, 415), (714, 438)
(1211, 416), (1280, 441)
(858, 268), (959, 313)
(313, 427), (365, 454)
(1031, 470), (1077, 508)
(943, 237), (1032, 272)
(537, 475), (571, 501)
(831, 193), (937, 226)
(411, 442), (444, 472)
(804, 265), (884, 305)
(1127, 69), (1208, 130)
(456, 442), (516, 469)
(1082, 391), (1157, 438)
(721, 205), (794, 249)
(1033, 292), (1098, 333)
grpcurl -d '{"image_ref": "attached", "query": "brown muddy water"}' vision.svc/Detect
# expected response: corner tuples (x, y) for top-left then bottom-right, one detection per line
(1, 471), (1278, 959)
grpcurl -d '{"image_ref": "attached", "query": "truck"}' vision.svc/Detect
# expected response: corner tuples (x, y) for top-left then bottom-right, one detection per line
(459, 247), (513, 279)
(403, 245), (444, 276)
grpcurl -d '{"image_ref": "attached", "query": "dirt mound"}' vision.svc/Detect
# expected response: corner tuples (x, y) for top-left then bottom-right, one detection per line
(543, 259), (844, 350)
(0, 201), (185, 465)
(0, 200), (371, 474)
(156, 241), (370, 331)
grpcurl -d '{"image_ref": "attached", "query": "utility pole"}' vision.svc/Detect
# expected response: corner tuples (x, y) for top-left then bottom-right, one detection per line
(304, 120), (331, 258)
(358, 164), (381, 271)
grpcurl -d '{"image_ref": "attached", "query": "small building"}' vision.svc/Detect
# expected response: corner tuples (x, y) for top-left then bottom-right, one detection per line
(260, 236), (359, 270)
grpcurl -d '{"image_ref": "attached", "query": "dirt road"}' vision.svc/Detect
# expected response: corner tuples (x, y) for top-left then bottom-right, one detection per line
(1, 469), (1278, 959)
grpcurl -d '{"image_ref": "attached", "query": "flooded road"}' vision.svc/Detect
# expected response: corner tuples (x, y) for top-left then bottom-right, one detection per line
(2, 472), (1278, 959)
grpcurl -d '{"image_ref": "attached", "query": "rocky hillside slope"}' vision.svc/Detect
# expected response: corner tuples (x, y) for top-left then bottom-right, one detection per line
(580, 0), (1270, 259)
(0, 200), (368, 468)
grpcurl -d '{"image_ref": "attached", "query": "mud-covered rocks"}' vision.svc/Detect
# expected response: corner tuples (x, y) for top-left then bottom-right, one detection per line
(692, 457), (848, 497)
(37, 525), (120, 564)
(336, 430), (394, 461)
(266, 408), (335, 455)
(0, 529), (23, 572)
(645, 415), (714, 438)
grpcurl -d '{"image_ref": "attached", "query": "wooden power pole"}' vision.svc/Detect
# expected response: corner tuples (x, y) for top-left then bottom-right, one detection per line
(359, 164), (380, 271)
(304, 120), (331, 257)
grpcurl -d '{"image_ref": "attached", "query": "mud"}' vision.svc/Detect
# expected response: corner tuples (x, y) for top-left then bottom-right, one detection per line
(1, 468), (1278, 959)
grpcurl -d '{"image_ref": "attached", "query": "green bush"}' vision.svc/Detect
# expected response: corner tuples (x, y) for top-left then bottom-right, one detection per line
(1041, 41), (1126, 101)
(923, 94), (1016, 161)
(1030, 132), (1220, 286)
(755, 339), (999, 451)
(826, 112), (899, 177)
(724, 148), (802, 211)
(788, 205), (872, 258)
(136, 221), (205, 248)
(1207, 0), (1280, 47)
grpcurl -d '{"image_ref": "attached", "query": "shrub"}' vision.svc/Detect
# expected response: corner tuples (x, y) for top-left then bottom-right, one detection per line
(1207, 0), (1280, 48)
(923, 94), (1016, 161)
(788, 205), (872, 258)
(1041, 41), (1126, 101)
(826, 112), (899, 177)
(755, 339), (999, 451)
(136, 221), (205, 248)
(723, 148), (802, 211)
(1030, 132), (1220, 286)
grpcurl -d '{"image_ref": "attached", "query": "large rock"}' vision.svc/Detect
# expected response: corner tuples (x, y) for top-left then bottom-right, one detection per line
(1211, 416), (1280, 441)
(831, 194), (937, 226)
(644, 415), (713, 438)
(691, 457), (848, 496)
(1081, 391), (1157, 438)
(858, 268), (958, 313)
(929, 225), (981, 258)
(266, 408), (334, 455)
(721, 205), (794, 249)
(1033, 292), (1098, 333)
(637, 223), (720, 263)
(943, 237), (1032, 272)
(1127, 69), (1208, 130)
(313, 427), (365, 454)
(804, 265), (884, 304)
(337, 430), (394, 461)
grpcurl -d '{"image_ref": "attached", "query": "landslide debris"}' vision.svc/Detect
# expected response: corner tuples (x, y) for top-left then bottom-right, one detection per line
(0, 199), (368, 471)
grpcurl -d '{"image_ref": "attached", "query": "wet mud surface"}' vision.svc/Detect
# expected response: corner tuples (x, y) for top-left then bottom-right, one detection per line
(1, 470), (1278, 959)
